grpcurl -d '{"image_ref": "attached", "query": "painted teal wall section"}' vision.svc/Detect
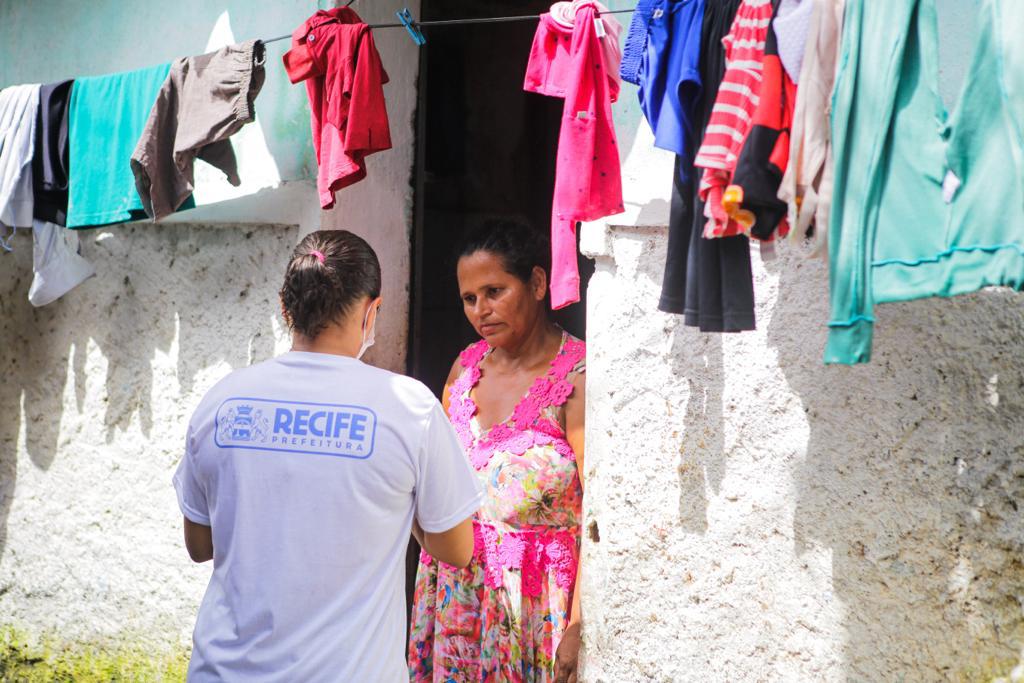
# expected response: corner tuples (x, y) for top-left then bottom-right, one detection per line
(605, 0), (643, 165)
(0, 0), (316, 183)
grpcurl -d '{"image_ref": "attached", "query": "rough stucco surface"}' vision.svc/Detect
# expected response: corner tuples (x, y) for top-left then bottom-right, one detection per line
(0, 224), (294, 647)
(0, 0), (420, 651)
(578, 224), (1024, 682)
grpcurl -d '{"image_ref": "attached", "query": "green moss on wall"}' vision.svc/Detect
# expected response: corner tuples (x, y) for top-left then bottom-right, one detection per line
(0, 627), (189, 682)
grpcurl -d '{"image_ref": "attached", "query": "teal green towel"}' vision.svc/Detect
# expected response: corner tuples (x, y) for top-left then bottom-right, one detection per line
(67, 63), (194, 228)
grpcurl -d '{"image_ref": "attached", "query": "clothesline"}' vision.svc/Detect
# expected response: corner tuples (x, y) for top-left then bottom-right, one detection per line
(262, 8), (635, 45)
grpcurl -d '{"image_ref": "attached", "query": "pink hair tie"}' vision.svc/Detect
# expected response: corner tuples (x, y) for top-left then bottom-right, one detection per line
(310, 250), (326, 264)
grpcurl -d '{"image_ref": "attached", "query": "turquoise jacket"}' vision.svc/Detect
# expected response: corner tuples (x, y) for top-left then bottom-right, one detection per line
(826, 0), (1024, 364)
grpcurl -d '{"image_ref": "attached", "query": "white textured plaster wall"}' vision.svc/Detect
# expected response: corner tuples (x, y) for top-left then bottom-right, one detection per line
(0, 0), (420, 650)
(0, 223), (295, 647)
(578, 225), (1024, 682)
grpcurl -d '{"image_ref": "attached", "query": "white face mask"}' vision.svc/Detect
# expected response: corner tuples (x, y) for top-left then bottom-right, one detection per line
(357, 301), (378, 360)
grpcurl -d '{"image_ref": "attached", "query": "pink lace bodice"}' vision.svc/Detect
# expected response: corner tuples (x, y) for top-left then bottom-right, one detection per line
(422, 332), (585, 597)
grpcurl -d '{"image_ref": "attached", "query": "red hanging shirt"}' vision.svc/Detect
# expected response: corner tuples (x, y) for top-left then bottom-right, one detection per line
(283, 8), (392, 209)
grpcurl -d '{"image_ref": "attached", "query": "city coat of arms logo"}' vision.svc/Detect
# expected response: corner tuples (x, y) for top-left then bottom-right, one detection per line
(218, 404), (269, 443)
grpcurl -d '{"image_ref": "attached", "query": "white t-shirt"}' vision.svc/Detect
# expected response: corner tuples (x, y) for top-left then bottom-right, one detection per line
(173, 351), (482, 682)
(0, 84), (39, 235)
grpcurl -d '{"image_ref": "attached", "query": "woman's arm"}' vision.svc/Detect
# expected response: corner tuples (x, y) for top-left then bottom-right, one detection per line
(556, 372), (585, 683)
(183, 517), (213, 563)
(412, 357), (475, 568)
(414, 517), (476, 568)
(564, 372), (585, 623)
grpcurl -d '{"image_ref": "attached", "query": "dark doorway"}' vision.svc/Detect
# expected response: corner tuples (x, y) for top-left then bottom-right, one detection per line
(403, 0), (594, 625)
(408, 0), (593, 396)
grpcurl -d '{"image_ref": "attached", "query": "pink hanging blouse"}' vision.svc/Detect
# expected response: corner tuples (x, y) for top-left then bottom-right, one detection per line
(525, 3), (625, 310)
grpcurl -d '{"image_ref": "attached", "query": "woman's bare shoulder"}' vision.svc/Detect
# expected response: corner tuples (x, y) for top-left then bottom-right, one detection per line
(444, 356), (463, 387)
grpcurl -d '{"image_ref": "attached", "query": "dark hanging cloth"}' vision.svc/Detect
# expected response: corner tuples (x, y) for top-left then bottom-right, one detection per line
(32, 79), (73, 226)
(658, 0), (756, 333)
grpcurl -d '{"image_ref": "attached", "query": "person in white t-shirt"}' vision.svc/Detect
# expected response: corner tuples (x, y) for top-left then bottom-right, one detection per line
(173, 229), (482, 682)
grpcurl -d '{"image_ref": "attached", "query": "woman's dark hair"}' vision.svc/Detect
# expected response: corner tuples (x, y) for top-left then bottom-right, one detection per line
(280, 230), (381, 339)
(456, 218), (550, 283)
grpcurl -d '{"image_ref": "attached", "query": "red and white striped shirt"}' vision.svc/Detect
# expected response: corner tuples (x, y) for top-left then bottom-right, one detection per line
(694, 0), (774, 238)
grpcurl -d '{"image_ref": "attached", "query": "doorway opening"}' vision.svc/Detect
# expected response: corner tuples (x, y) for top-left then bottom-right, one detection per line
(408, 0), (593, 396)
(403, 0), (595, 619)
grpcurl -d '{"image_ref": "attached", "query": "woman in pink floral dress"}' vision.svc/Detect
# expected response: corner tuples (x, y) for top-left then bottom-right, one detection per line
(409, 221), (586, 683)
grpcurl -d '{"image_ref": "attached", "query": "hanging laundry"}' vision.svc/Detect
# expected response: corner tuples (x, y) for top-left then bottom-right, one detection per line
(33, 80), (73, 226)
(658, 0), (756, 332)
(283, 8), (392, 210)
(131, 41), (267, 221)
(777, 0), (843, 256)
(67, 64), (196, 228)
(724, 1), (795, 241)
(527, 0), (623, 102)
(693, 0), (774, 239)
(0, 84), (40, 248)
(620, 0), (706, 158)
(28, 220), (95, 307)
(772, 0), (813, 84)
(1, 83), (94, 304)
(525, 1), (624, 310)
(1005, 9), (1024, 174)
(826, 0), (1024, 364)
(31, 79), (95, 304)
(561, 1), (623, 94)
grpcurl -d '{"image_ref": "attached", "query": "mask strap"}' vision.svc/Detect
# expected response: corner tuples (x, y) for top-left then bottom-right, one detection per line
(362, 300), (378, 331)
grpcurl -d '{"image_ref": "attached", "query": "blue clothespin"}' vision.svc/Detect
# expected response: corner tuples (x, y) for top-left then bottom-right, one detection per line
(396, 8), (426, 46)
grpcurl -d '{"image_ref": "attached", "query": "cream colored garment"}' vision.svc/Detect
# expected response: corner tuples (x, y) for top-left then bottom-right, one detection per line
(777, 0), (844, 256)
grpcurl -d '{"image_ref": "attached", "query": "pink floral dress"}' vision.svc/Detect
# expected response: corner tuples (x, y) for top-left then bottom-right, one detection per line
(408, 332), (586, 682)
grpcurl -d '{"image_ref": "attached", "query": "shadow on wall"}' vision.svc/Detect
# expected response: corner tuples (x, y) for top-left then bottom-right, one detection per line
(671, 329), (723, 535)
(634, 198), (671, 226)
(764, 253), (1024, 679)
(589, 224), (728, 536)
(0, 223), (295, 560)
